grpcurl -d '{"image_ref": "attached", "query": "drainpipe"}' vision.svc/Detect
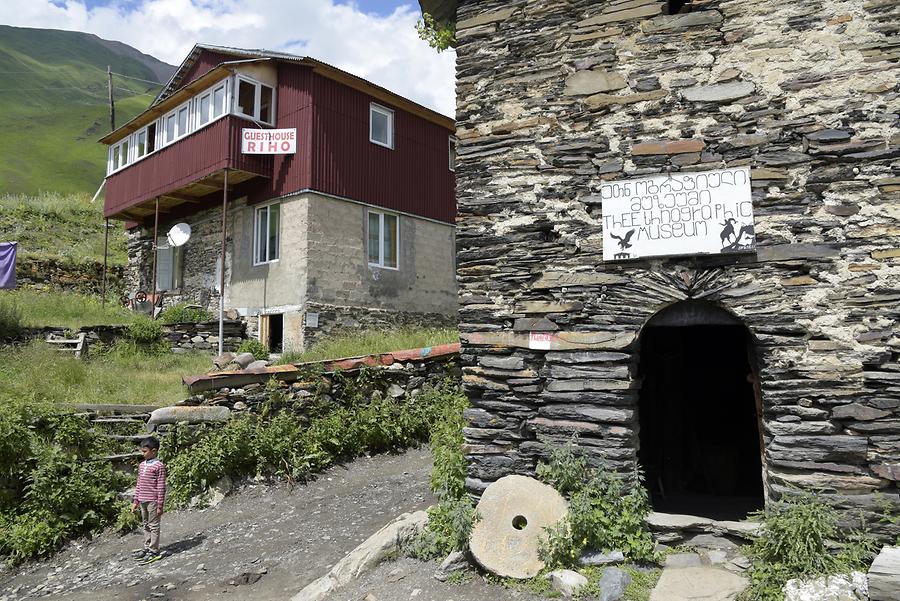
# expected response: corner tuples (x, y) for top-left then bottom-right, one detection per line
(218, 168), (229, 357)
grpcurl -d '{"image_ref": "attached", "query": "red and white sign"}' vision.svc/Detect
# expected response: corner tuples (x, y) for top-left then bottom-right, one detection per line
(528, 332), (554, 350)
(241, 128), (297, 154)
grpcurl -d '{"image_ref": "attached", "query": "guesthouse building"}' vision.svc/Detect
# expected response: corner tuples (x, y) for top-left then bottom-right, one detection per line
(101, 44), (457, 351)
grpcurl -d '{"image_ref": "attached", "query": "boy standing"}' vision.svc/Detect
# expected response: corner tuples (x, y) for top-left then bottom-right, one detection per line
(132, 437), (167, 564)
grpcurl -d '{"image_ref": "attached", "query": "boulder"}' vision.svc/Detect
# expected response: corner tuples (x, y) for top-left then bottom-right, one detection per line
(784, 571), (867, 601)
(233, 352), (256, 369)
(246, 360), (269, 370)
(546, 569), (588, 598)
(597, 567), (632, 601)
(148, 405), (230, 426)
(213, 352), (235, 368)
(290, 511), (427, 601)
(579, 549), (625, 566)
(433, 550), (470, 582)
(869, 546), (900, 600)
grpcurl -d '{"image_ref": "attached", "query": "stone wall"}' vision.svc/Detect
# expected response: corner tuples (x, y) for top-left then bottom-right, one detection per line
(126, 191), (458, 352)
(302, 302), (458, 350)
(454, 0), (900, 530)
(15, 321), (245, 353)
(16, 256), (124, 296)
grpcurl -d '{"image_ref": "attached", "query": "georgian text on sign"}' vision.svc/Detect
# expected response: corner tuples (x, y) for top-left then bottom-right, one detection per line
(601, 167), (755, 262)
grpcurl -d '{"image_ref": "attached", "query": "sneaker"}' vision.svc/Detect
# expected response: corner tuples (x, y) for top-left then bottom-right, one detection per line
(131, 548), (150, 560)
(139, 552), (164, 565)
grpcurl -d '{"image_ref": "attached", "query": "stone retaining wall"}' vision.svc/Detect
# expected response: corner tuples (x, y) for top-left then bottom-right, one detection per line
(301, 302), (458, 350)
(16, 256), (124, 296)
(453, 0), (900, 533)
(13, 320), (246, 353)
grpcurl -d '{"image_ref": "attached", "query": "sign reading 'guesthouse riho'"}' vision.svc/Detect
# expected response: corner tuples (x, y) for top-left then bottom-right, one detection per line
(241, 128), (297, 154)
(601, 167), (755, 262)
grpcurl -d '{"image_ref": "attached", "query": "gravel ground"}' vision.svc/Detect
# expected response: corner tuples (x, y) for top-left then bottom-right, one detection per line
(0, 448), (436, 601)
(332, 557), (551, 601)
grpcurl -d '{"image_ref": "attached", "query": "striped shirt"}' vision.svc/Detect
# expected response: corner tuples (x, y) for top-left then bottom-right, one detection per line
(135, 458), (167, 507)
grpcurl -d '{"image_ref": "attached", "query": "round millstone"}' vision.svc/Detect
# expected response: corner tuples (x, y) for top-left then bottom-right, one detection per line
(469, 475), (568, 579)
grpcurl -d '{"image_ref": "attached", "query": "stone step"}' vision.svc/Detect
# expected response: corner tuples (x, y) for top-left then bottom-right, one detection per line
(91, 416), (150, 423)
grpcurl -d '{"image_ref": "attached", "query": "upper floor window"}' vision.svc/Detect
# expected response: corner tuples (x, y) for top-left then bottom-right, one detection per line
(236, 77), (275, 125)
(254, 202), (280, 265)
(367, 210), (398, 269)
(449, 136), (457, 172)
(369, 103), (394, 149)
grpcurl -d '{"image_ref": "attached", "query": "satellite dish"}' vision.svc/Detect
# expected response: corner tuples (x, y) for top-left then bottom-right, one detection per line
(167, 223), (192, 247)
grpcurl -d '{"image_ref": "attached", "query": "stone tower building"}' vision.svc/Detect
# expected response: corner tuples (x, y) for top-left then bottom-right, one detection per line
(449, 0), (900, 526)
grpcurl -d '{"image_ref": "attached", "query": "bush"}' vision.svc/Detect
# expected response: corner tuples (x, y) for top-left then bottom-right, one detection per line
(164, 373), (462, 507)
(237, 338), (269, 361)
(0, 298), (23, 339)
(405, 380), (477, 560)
(126, 316), (163, 344)
(0, 401), (130, 562)
(739, 495), (878, 601)
(536, 440), (657, 567)
(159, 304), (212, 324)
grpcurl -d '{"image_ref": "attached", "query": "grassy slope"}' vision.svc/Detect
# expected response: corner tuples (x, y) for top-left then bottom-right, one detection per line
(0, 192), (127, 265)
(0, 25), (174, 194)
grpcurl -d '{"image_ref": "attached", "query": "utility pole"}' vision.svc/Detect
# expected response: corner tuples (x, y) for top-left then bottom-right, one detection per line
(107, 65), (115, 131)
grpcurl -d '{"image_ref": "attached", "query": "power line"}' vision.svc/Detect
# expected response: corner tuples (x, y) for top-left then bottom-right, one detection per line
(110, 71), (166, 86)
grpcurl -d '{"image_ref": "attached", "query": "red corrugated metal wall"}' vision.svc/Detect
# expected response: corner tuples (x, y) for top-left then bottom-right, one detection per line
(305, 72), (456, 224)
(180, 51), (233, 87)
(247, 63), (314, 203)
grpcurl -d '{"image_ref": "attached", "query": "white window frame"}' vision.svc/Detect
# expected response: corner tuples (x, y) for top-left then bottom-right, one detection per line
(449, 136), (457, 172)
(155, 236), (183, 292)
(234, 75), (275, 126)
(369, 103), (394, 149)
(367, 210), (399, 270)
(253, 201), (281, 266)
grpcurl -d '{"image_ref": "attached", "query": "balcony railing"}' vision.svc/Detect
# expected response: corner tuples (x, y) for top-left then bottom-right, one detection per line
(105, 115), (273, 220)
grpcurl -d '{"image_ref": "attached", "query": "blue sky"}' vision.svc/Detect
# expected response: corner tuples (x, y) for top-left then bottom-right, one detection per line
(72, 0), (417, 17)
(13, 0), (455, 115)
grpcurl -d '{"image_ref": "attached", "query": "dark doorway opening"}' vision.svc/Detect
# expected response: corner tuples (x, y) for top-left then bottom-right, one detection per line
(637, 302), (764, 520)
(267, 313), (284, 353)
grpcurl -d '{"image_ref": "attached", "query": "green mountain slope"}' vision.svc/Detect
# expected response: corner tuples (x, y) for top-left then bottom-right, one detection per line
(0, 25), (176, 194)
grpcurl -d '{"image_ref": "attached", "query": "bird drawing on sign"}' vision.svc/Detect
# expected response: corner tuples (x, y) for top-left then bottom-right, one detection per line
(611, 229), (635, 250)
(610, 229), (636, 260)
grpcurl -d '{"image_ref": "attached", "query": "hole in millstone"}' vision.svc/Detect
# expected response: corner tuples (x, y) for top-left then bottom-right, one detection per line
(512, 515), (527, 530)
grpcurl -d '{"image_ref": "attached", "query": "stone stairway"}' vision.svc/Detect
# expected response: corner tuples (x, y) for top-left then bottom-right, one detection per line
(72, 404), (158, 467)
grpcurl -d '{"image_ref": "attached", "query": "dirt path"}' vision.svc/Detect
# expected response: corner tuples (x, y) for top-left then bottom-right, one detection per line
(0, 448), (435, 601)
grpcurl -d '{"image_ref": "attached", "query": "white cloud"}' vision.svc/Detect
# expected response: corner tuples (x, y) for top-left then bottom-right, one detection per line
(1, 0), (456, 116)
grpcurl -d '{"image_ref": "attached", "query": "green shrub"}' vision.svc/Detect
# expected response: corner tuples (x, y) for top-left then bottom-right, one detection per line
(739, 495), (878, 601)
(126, 316), (163, 344)
(159, 304), (212, 324)
(0, 298), (23, 339)
(536, 441), (657, 567)
(0, 401), (129, 562)
(237, 338), (269, 360)
(164, 374), (462, 508)
(405, 380), (476, 560)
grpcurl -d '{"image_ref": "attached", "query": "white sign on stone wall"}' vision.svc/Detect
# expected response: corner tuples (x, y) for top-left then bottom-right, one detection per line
(601, 167), (755, 262)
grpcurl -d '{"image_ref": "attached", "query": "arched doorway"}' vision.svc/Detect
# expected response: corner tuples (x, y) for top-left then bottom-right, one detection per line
(637, 300), (765, 520)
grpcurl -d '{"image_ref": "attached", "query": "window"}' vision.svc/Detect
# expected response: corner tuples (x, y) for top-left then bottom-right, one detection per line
(197, 92), (211, 126)
(449, 136), (457, 171)
(236, 77), (275, 125)
(367, 211), (398, 269)
(164, 112), (177, 144)
(369, 103), (394, 149)
(254, 203), (280, 264)
(155, 236), (183, 291)
(212, 82), (226, 118)
(177, 104), (189, 136)
(146, 123), (156, 154)
(109, 138), (130, 172)
(136, 130), (147, 159)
